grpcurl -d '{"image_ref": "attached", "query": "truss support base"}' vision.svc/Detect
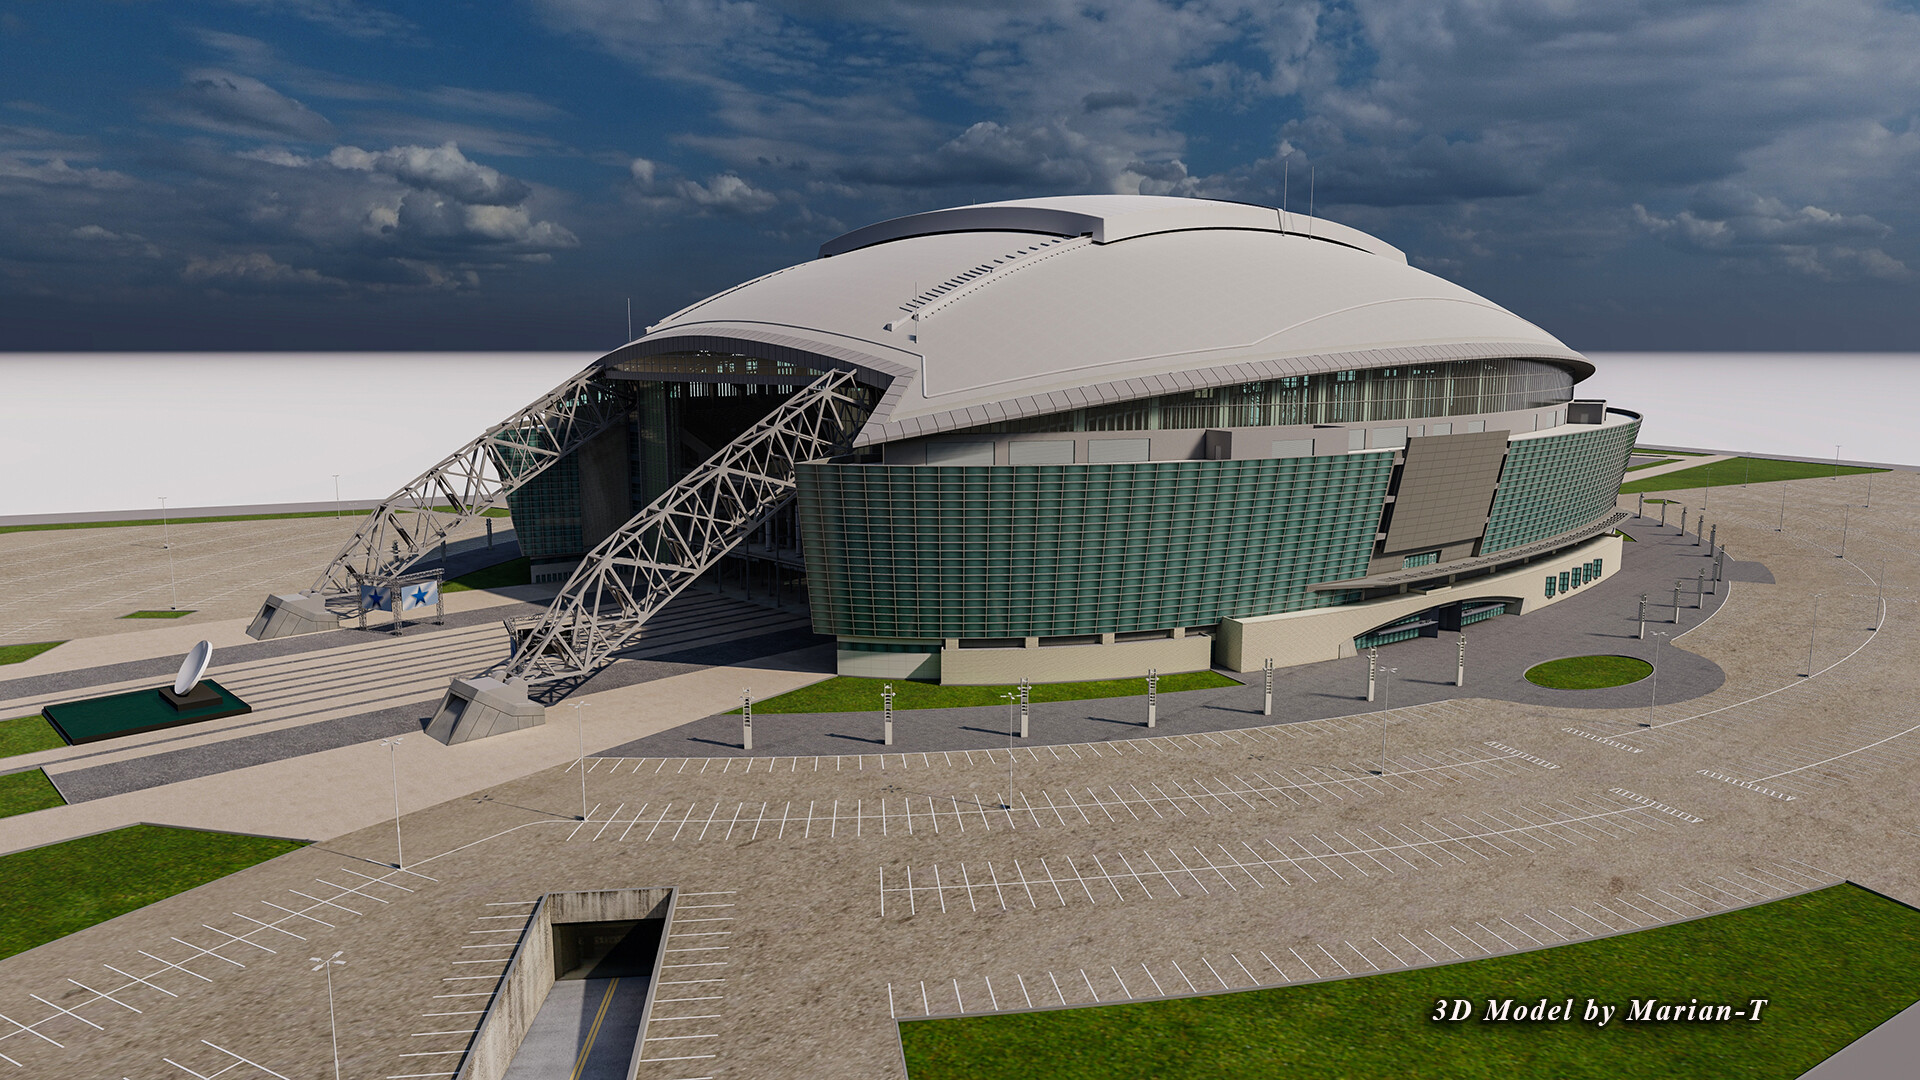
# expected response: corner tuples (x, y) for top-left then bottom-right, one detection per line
(245, 593), (339, 640)
(427, 677), (546, 744)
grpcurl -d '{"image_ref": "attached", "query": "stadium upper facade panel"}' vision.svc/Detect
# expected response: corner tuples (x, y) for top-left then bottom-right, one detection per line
(617, 195), (1595, 445)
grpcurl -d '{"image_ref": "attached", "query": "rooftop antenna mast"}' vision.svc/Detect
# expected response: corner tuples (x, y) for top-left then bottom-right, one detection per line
(1307, 165), (1315, 239)
(1281, 157), (1289, 231)
(626, 298), (632, 343)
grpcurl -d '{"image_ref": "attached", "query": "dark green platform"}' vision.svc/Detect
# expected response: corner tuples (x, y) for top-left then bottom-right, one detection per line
(42, 680), (251, 746)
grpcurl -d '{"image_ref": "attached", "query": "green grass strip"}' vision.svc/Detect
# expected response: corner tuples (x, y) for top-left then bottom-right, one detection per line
(442, 556), (533, 593)
(1524, 655), (1653, 689)
(1624, 459), (1676, 472)
(0, 505), (508, 535)
(1632, 447), (1710, 456)
(0, 824), (307, 960)
(0, 715), (65, 758)
(121, 610), (194, 619)
(0, 641), (63, 666)
(900, 883), (1920, 1080)
(0, 769), (65, 818)
(1621, 457), (1885, 494)
(736, 671), (1240, 714)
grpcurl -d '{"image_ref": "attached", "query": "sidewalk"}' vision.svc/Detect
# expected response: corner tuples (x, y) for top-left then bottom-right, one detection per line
(0, 645), (835, 856)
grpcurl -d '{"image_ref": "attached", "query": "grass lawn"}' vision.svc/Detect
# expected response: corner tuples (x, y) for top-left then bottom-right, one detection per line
(1624, 459), (1675, 471)
(900, 883), (1920, 1080)
(1621, 457), (1885, 494)
(0, 769), (65, 818)
(1524, 655), (1652, 689)
(121, 609), (194, 619)
(0, 824), (307, 960)
(0, 715), (65, 758)
(442, 555), (532, 592)
(736, 671), (1242, 714)
(0, 641), (63, 666)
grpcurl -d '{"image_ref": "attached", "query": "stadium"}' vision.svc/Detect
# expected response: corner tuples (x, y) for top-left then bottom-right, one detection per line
(250, 194), (1639, 729)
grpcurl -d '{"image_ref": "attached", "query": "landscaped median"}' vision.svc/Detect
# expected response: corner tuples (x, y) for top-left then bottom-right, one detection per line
(1524, 656), (1653, 690)
(899, 884), (1920, 1079)
(730, 672), (1241, 714)
(0, 825), (308, 960)
(1621, 456), (1885, 494)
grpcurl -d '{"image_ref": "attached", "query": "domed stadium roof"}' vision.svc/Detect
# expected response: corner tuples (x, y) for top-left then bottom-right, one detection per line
(621, 195), (1591, 446)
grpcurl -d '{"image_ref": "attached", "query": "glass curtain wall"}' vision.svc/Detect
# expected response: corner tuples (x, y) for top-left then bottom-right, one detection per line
(978, 358), (1574, 434)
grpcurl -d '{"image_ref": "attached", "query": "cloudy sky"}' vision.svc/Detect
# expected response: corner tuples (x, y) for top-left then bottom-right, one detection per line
(4, 0), (1919, 352)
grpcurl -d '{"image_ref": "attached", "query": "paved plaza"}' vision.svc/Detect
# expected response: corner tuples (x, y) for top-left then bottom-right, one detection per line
(0, 468), (1917, 1078)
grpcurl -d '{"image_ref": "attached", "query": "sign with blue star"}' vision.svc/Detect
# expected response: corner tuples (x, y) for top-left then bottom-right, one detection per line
(359, 585), (391, 612)
(401, 583), (439, 612)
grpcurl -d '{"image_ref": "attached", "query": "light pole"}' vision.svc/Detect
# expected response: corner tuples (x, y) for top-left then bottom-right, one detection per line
(572, 701), (589, 819)
(310, 951), (345, 1080)
(332, 474), (342, 519)
(998, 689), (1016, 808)
(1778, 488), (1786, 531)
(158, 496), (178, 610)
(379, 737), (404, 868)
(1646, 631), (1667, 726)
(1834, 445), (1842, 480)
(1807, 594), (1820, 676)
(1839, 507), (1849, 559)
(1377, 667), (1397, 774)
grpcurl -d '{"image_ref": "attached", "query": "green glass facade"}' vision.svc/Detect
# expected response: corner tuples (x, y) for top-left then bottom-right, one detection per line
(1480, 418), (1640, 554)
(796, 454), (1394, 640)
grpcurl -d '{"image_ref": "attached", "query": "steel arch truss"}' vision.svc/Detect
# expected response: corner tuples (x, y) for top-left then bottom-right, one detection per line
(306, 366), (627, 599)
(489, 368), (864, 685)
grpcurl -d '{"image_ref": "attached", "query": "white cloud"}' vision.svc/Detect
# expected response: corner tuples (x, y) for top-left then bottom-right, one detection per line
(169, 70), (336, 141)
(0, 154), (135, 189)
(218, 0), (415, 40)
(328, 142), (531, 205)
(182, 251), (347, 288)
(1634, 187), (1908, 280)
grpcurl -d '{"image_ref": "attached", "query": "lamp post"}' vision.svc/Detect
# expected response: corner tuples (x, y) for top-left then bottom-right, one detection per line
(158, 496), (178, 610)
(572, 701), (589, 819)
(310, 951), (345, 1080)
(998, 689), (1016, 808)
(1647, 631), (1668, 726)
(379, 737), (404, 868)
(1377, 667), (1397, 774)
(1807, 595), (1820, 677)
(1839, 507), (1849, 559)
(1834, 445), (1842, 480)
(332, 474), (341, 519)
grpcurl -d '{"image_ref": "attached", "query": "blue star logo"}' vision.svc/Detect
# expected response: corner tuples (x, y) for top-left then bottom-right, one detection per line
(368, 588), (386, 608)
(409, 586), (431, 607)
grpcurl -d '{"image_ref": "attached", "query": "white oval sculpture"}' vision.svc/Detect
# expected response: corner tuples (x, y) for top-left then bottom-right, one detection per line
(175, 640), (213, 696)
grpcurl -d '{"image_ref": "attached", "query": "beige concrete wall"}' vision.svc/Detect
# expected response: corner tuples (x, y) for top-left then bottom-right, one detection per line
(1217, 533), (1624, 672)
(456, 887), (675, 1080)
(939, 634), (1213, 685)
(836, 648), (941, 680)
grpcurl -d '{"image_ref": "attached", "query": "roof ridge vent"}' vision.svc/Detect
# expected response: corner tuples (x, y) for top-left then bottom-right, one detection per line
(898, 235), (1091, 321)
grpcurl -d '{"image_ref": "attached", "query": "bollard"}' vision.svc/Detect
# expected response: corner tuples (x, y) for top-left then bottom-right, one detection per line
(486, 518), (494, 548)
(882, 684), (894, 746)
(1709, 523), (1716, 553)
(1456, 635), (1465, 688)
(1680, 506), (1688, 536)
(1146, 669), (1158, 729)
(1660, 501), (1668, 527)
(1018, 680), (1030, 739)
(741, 691), (753, 751)
(1263, 658), (1273, 716)
(1697, 569), (1706, 605)
(1637, 492), (1644, 519)
(1367, 647), (1378, 702)
(1638, 593), (1648, 639)
(1716, 550), (1725, 582)
(1695, 516), (1703, 546)
(1673, 583), (1683, 625)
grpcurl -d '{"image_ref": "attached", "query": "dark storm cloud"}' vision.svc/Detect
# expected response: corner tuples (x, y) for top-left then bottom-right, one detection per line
(5, 0), (1920, 349)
